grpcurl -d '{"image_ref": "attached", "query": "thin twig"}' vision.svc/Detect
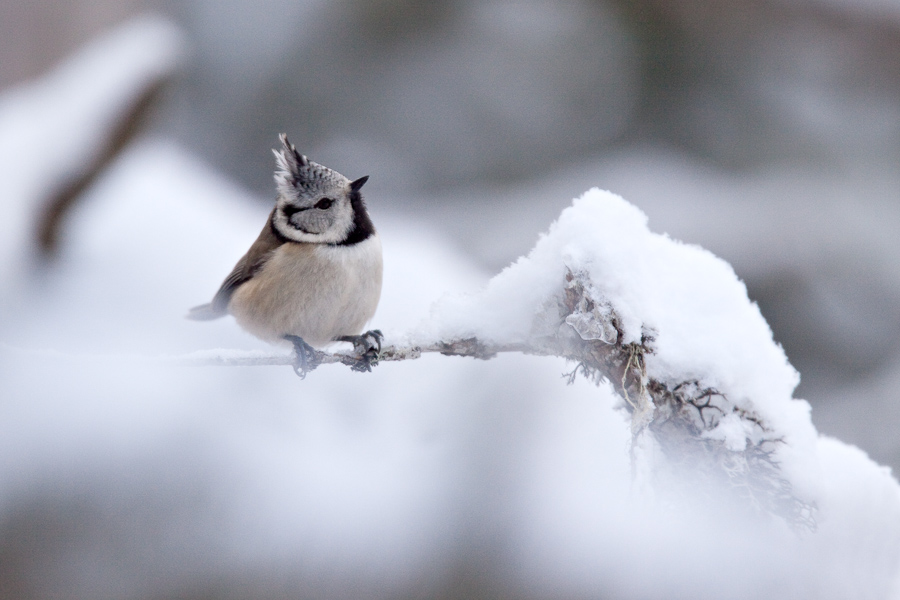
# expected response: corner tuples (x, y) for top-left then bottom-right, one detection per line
(173, 340), (539, 368)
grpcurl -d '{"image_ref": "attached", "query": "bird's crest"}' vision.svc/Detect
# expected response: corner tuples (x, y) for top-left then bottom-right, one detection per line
(273, 133), (348, 198)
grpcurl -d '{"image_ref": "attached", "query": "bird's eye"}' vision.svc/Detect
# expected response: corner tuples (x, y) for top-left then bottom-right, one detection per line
(315, 198), (334, 210)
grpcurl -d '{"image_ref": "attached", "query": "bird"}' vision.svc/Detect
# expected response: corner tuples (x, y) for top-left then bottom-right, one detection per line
(188, 133), (383, 377)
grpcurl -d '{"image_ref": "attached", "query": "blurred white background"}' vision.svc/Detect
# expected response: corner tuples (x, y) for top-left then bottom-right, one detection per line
(1, 1), (899, 598)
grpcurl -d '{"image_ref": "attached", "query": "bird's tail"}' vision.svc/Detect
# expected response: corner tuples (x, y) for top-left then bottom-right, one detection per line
(186, 303), (226, 321)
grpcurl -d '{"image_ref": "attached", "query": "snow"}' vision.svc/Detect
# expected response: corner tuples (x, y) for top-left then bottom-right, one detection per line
(1, 17), (900, 600)
(423, 189), (817, 488)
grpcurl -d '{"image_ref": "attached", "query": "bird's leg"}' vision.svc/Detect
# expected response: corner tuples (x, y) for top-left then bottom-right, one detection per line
(283, 335), (320, 379)
(335, 329), (383, 372)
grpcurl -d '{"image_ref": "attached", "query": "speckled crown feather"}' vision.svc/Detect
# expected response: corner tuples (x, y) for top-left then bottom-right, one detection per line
(273, 133), (348, 198)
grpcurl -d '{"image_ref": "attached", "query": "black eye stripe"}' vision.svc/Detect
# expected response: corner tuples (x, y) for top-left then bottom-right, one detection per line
(281, 197), (333, 218)
(282, 204), (305, 217)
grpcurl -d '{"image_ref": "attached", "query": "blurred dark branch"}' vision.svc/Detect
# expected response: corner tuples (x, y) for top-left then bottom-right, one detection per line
(35, 77), (169, 256)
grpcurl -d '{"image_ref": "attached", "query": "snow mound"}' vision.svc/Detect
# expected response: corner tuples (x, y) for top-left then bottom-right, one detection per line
(423, 188), (821, 516)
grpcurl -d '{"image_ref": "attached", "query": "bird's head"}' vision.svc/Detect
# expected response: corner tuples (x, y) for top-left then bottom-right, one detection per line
(271, 133), (368, 244)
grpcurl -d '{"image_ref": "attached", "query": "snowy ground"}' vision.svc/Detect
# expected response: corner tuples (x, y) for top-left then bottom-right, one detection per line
(2, 17), (900, 600)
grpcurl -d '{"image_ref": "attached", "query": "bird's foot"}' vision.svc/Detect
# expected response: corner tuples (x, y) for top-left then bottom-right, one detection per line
(336, 329), (383, 373)
(283, 335), (321, 379)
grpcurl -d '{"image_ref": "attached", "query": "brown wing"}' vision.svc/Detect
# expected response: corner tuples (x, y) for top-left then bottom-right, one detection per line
(187, 210), (286, 320)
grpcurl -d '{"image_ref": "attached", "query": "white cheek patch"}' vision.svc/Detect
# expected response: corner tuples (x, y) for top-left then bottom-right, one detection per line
(273, 201), (354, 245)
(289, 211), (325, 234)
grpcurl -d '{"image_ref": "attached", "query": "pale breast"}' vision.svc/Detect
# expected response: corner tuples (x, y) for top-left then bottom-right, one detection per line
(228, 235), (383, 346)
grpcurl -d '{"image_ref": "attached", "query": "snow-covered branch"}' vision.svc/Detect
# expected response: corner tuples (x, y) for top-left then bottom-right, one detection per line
(183, 254), (817, 530)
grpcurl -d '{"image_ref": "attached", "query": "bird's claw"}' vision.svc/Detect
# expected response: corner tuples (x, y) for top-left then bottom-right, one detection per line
(358, 329), (383, 354)
(284, 335), (320, 379)
(339, 330), (383, 373)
